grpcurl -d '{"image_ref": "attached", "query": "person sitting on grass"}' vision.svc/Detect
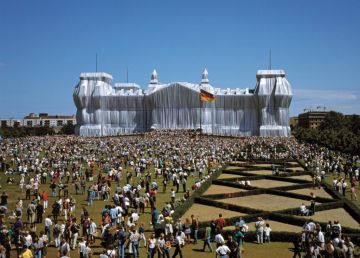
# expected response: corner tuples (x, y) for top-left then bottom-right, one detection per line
(299, 203), (309, 216)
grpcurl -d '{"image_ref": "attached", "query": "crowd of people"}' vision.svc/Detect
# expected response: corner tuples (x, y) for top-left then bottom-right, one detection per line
(0, 130), (358, 257)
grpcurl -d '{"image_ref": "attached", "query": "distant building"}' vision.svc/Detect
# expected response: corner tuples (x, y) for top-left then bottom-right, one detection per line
(289, 117), (298, 128)
(298, 111), (328, 129)
(0, 113), (76, 128)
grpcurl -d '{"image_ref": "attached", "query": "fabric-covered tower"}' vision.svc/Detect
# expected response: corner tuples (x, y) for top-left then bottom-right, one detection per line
(255, 70), (292, 136)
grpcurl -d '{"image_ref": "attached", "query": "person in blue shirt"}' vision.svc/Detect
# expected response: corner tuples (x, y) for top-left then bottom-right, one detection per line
(116, 226), (126, 258)
(151, 207), (159, 228)
(110, 206), (118, 226)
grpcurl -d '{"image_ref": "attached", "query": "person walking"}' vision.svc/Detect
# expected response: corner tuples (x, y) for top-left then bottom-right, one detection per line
(129, 228), (141, 258)
(70, 221), (80, 250)
(202, 224), (213, 252)
(191, 215), (199, 244)
(172, 231), (184, 258)
(116, 226), (126, 258)
(226, 236), (239, 258)
(44, 215), (53, 242)
(36, 202), (44, 224)
(147, 233), (157, 258)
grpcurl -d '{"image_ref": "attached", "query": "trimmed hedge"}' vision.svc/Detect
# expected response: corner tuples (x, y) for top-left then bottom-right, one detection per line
(170, 165), (225, 221)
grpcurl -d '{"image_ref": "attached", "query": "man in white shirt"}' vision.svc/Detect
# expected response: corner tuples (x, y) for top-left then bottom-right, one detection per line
(317, 228), (325, 249)
(78, 237), (87, 258)
(214, 232), (225, 248)
(89, 219), (97, 244)
(299, 203), (309, 216)
(306, 220), (316, 233)
(216, 241), (230, 258)
(255, 217), (264, 244)
(172, 231), (184, 258)
(131, 210), (139, 223)
(44, 215), (53, 242)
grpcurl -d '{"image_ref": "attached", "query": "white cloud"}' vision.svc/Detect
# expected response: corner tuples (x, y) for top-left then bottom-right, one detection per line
(294, 89), (358, 100)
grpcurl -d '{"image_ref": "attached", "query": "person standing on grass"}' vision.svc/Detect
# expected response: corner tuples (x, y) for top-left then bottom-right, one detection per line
(191, 214), (199, 244)
(216, 241), (231, 258)
(87, 186), (93, 206)
(264, 223), (272, 243)
(342, 180), (348, 196)
(215, 231), (225, 248)
(139, 222), (147, 247)
(42, 191), (49, 210)
(129, 228), (141, 258)
(227, 235), (239, 258)
(350, 178), (358, 201)
(44, 215), (53, 242)
(152, 207), (159, 228)
(255, 217), (264, 244)
(234, 227), (244, 247)
(147, 233), (157, 258)
(116, 226), (126, 258)
(163, 176), (168, 192)
(36, 202), (44, 223)
(216, 214), (225, 233)
(89, 218), (97, 244)
(171, 189), (175, 203)
(78, 237), (87, 258)
(163, 235), (172, 258)
(157, 233), (166, 258)
(70, 219), (80, 250)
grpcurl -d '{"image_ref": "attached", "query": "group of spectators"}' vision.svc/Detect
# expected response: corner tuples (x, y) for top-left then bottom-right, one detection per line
(0, 130), (358, 257)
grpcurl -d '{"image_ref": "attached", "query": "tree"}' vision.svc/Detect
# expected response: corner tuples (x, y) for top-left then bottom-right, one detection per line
(319, 111), (347, 130)
(59, 124), (75, 135)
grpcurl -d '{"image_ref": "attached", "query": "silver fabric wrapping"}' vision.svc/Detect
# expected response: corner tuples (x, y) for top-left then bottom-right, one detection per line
(73, 70), (292, 137)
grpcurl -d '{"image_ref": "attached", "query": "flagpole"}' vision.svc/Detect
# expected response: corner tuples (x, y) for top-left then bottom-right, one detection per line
(199, 87), (202, 137)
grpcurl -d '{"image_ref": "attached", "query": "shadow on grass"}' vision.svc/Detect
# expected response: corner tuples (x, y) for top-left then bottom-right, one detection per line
(192, 248), (207, 252)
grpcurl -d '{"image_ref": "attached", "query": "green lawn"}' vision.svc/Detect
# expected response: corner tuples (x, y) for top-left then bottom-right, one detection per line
(5, 156), (358, 257)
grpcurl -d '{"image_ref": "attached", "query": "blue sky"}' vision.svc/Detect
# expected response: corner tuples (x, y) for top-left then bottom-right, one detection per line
(0, 0), (359, 118)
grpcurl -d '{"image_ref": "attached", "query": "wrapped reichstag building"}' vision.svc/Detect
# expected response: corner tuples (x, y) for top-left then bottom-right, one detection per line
(73, 69), (292, 137)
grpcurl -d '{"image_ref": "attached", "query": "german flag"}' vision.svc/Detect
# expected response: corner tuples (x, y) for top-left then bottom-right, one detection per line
(200, 89), (215, 102)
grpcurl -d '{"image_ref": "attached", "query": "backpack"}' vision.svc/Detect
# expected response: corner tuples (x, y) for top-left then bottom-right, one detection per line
(27, 206), (34, 215)
(117, 230), (126, 244)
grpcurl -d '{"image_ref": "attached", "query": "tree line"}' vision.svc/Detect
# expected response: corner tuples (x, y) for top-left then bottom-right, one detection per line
(0, 123), (75, 138)
(293, 111), (360, 154)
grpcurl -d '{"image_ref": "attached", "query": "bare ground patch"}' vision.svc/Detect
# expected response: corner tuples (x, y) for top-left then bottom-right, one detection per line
(239, 170), (274, 175)
(249, 179), (296, 189)
(288, 187), (333, 198)
(218, 194), (303, 211)
(288, 167), (305, 171)
(203, 184), (247, 195)
(218, 173), (245, 179)
(226, 165), (245, 170)
(224, 219), (302, 233)
(182, 203), (246, 222)
(288, 175), (313, 181)
(251, 164), (273, 168)
(296, 208), (359, 229)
